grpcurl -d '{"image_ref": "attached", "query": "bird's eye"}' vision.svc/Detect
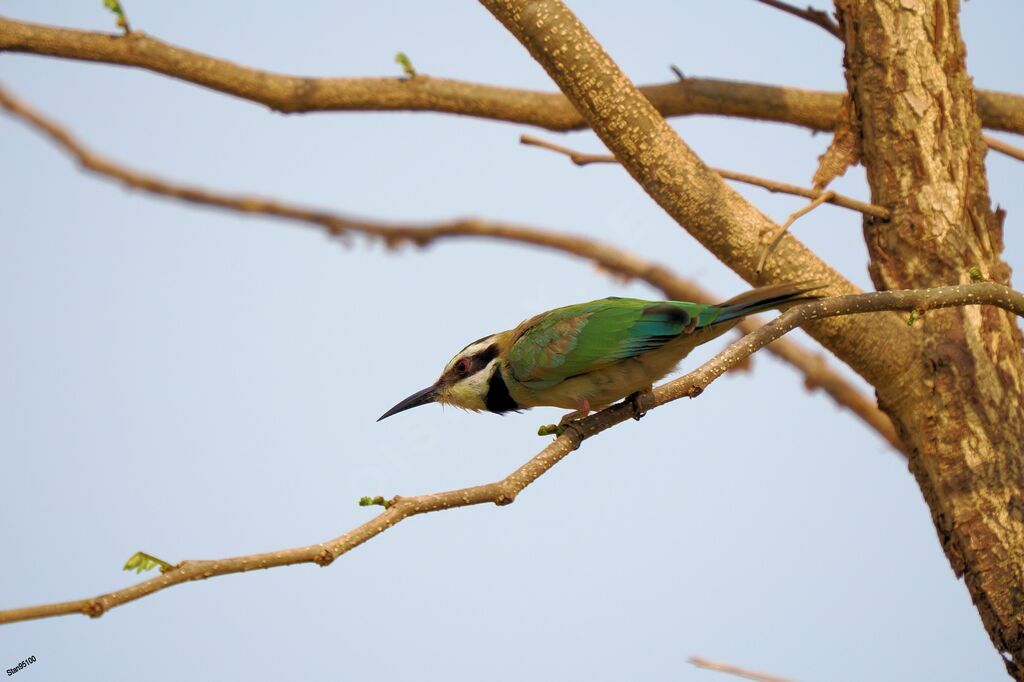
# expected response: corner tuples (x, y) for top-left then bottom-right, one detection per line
(455, 358), (471, 375)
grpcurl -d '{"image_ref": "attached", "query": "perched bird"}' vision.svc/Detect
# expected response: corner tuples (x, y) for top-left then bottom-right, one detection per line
(378, 281), (823, 424)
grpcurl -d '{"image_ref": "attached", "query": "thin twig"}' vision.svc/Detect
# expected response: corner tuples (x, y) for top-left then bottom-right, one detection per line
(752, 0), (840, 38)
(690, 655), (797, 682)
(520, 134), (889, 220)
(712, 169), (883, 217)
(985, 134), (1024, 163)
(1, 283), (1019, 624)
(520, 133), (617, 165)
(1, 16), (1022, 134)
(0, 83), (902, 452)
(756, 190), (835, 273)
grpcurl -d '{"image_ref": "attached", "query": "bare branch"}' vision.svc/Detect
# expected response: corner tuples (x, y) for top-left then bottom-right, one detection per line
(520, 133), (618, 166)
(0, 83), (902, 452)
(690, 655), (796, 682)
(653, 285), (1024, 400)
(1, 15), (1022, 133)
(1, 283), (1018, 624)
(752, 0), (840, 38)
(520, 134), (889, 219)
(984, 134), (1024, 163)
(976, 91), (1024, 135)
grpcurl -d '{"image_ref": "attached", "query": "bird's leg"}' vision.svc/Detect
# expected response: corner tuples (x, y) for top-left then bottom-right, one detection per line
(538, 399), (591, 437)
(558, 398), (591, 427)
(625, 387), (654, 420)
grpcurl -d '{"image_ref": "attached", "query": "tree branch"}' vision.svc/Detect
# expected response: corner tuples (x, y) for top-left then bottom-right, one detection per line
(1, 15), (1022, 133)
(481, 0), (917, 400)
(984, 134), (1024, 163)
(752, 0), (840, 38)
(1, 283), (1017, 624)
(0, 83), (902, 452)
(519, 133), (890, 219)
(690, 655), (796, 682)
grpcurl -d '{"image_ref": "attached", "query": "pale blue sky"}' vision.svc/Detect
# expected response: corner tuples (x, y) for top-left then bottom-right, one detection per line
(2, 2), (1022, 680)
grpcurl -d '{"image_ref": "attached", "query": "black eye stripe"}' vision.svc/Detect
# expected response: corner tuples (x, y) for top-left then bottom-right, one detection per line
(473, 344), (498, 366)
(451, 344), (499, 379)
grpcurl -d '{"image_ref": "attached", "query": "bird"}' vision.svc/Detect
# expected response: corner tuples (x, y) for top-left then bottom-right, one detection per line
(377, 281), (824, 425)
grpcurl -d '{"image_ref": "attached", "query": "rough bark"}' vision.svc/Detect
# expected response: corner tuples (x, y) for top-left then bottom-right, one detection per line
(837, 0), (1024, 677)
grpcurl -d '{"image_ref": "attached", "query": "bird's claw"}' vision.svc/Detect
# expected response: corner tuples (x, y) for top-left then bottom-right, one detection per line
(626, 390), (653, 421)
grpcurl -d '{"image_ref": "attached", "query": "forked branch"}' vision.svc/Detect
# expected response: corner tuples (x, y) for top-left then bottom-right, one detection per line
(1, 283), (1019, 624)
(519, 134), (889, 219)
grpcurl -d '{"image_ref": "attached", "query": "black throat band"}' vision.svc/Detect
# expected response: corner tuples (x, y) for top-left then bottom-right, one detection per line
(485, 366), (520, 414)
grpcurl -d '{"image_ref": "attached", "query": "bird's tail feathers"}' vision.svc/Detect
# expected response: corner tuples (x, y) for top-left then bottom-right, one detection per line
(712, 280), (827, 323)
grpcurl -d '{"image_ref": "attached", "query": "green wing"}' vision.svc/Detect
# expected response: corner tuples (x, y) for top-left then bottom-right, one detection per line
(507, 297), (719, 389)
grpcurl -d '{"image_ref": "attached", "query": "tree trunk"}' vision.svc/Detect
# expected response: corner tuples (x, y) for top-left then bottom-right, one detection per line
(837, 0), (1024, 676)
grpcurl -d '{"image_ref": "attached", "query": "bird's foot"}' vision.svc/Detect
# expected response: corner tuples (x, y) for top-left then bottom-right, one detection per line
(625, 388), (654, 421)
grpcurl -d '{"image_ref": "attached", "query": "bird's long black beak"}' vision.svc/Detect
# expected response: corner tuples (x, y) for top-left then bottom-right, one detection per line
(377, 385), (439, 421)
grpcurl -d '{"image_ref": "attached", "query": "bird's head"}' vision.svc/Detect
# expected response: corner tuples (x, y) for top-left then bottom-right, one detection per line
(378, 335), (515, 421)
